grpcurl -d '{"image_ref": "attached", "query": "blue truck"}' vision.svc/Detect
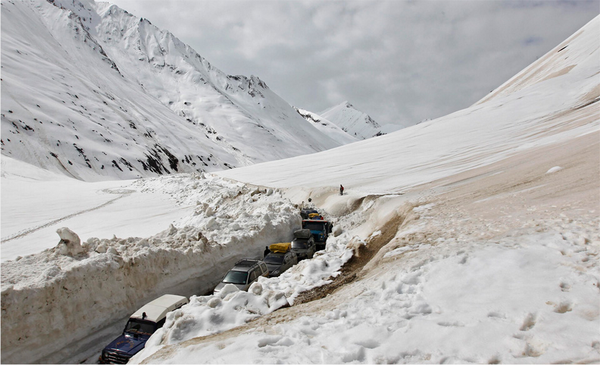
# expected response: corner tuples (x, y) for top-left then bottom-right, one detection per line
(100, 294), (188, 363)
(302, 218), (332, 251)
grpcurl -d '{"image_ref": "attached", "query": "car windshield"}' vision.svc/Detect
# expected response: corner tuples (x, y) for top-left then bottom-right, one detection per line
(291, 239), (309, 249)
(125, 319), (156, 336)
(264, 254), (284, 264)
(303, 222), (325, 231)
(223, 270), (248, 285)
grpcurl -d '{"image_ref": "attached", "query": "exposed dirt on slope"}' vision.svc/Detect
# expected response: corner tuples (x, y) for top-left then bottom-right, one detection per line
(410, 131), (599, 242)
(293, 211), (410, 304)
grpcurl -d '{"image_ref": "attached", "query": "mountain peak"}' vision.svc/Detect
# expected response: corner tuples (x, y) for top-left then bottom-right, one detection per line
(320, 102), (383, 140)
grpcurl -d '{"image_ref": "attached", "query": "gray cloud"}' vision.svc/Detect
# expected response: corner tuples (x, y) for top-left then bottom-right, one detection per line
(108, 0), (598, 127)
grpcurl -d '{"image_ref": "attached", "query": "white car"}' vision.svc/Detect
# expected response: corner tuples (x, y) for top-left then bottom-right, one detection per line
(213, 259), (269, 294)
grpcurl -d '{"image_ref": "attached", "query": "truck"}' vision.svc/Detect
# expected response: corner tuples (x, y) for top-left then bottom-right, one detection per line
(301, 218), (332, 251)
(100, 294), (188, 364)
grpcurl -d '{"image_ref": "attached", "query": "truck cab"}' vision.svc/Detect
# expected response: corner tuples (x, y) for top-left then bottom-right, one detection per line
(101, 294), (188, 364)
(302, 219), (332, 250)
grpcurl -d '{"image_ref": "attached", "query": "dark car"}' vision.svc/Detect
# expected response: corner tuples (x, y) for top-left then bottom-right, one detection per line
(264, 250), (298, 277)
(101, 294), (188, 364)
(290, 232), (316, 261)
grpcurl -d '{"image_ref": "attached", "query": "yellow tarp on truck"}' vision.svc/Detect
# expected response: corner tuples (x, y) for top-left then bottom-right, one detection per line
(269, 242), (291, 253)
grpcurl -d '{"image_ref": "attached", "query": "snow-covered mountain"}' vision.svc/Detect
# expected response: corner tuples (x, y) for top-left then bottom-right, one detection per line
(320, 101), (384, 139)
(1, 3), (598, 364)
(294, 107), (359, 145)
(1, 0), (342, 181)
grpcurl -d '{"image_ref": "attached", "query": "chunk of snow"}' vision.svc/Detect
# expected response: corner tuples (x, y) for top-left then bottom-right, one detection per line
(56, 227), (83, 256)
(546, 166), (563, 174)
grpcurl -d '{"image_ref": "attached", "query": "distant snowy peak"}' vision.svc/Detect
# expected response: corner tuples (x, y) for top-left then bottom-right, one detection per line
(294, 108), (359, 145)
(320, 101), (384, 140)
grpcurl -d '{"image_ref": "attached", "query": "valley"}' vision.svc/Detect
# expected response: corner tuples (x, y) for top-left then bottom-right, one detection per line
(1, 0), (598, 363)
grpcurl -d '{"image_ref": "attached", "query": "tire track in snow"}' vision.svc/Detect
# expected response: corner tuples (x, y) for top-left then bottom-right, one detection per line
(1, 190), (133, 244)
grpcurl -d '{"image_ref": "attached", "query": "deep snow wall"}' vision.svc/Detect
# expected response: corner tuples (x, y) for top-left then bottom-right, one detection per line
(1, 176), (301, 363)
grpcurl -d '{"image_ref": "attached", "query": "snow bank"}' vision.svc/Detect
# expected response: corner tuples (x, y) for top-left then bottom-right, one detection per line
(0, 174), (301, 364)
(130, 190), (418, 363)
(138, 283), (290, 358)
(130, 239), (354, 363)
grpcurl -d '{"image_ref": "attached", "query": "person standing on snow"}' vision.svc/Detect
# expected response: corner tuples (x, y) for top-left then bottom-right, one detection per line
(340, 184), (344, 196)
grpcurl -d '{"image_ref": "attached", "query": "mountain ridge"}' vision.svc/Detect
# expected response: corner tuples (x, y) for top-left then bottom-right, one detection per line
(1, 0), (343, 181)
(294, 107), (359, 145)
(320, 101), (385, 139)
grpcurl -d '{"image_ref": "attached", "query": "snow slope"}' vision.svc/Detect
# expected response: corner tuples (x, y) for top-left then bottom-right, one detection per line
(320, 101), (384, 140)
(1, 0), (341, 181)
(1, 10), (598, 365)
(217, 16), (599, 194)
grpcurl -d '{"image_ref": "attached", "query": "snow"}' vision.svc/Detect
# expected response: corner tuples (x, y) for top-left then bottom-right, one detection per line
(1, 166), (304, 363)
(320, 101), (384, 139)
(546, 165), (563, 174)
(134, 207), (599, 364)
(1, 156), (194, 261)
(1, 4), (599, 365)
(1, 0), (342, 181)
(295, 107), (359, 145)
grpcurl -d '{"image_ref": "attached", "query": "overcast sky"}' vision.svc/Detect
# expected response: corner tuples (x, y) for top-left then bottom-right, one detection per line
(106, 0), (598, 127)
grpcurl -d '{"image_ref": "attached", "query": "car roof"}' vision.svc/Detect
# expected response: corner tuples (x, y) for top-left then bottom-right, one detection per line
(231, 259), (265, 272)
(234, 259), (258, 266)
(130, 294), (188, 323)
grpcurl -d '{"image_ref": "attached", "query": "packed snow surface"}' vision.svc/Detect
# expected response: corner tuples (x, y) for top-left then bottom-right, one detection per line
(1, 8), (599, 365)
